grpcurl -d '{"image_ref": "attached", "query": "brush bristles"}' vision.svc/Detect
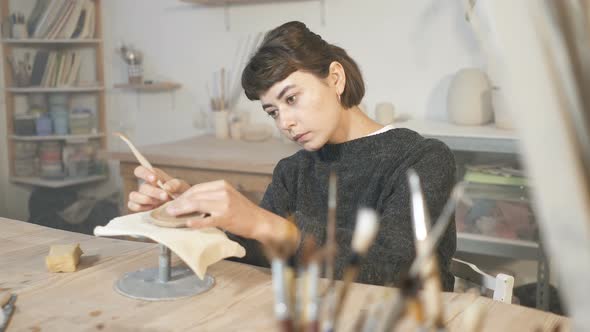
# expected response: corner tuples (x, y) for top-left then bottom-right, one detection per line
(351, 208), (379, 255)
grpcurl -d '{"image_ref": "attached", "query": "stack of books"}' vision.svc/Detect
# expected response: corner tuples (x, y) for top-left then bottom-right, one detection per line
(30, 50), (82, 87)
(27, 0), (96, 39)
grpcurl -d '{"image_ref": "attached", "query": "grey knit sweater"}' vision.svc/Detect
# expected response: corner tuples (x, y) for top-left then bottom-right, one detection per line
(228, 128), (457, 291)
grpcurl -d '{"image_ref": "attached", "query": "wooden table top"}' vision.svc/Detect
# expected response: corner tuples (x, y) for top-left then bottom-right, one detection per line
(109, 135), (301, 175)
(0, 217), (569, 331)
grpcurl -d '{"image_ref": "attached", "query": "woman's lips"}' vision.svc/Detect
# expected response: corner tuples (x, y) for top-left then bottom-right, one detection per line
(294, 132), (310, 143)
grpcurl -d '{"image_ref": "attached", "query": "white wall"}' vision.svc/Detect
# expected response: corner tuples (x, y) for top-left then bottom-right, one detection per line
(102, 0), (482, 148)
(1, 0), (482, 217)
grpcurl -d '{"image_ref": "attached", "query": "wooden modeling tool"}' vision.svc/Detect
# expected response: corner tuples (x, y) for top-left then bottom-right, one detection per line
(333, 208), (379, 326)
(113, 132), (176, 199)
(407, 169), (445, 329)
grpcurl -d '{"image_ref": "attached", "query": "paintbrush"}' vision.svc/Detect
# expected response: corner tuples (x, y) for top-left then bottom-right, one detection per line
(333, 208), (379, 328)
(264, 216), (300, 332)
(326, 172), (337, 283)
(320, 172), (338, 332)
(300, 237), (320, 332)
(113, 132), (177, 199)
(380, 182), (465, 332)
(407, 169), (444, 329)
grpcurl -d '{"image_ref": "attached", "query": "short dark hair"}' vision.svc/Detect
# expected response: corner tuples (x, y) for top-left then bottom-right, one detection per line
(241, 21), (365, 108)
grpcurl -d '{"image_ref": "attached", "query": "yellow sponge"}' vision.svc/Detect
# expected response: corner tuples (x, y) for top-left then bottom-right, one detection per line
(46, 244), (84, 273)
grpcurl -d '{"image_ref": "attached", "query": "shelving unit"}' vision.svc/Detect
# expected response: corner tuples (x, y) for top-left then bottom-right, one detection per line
(393, 119), (519, 153)
(7, 86), (104, 93)
(397, 119), (551, 309)
(1, 38), (101, 44)
(180, 0), (325, 30)
(1, 0), (107, 188)
(114, 82), (181, 92)
(11, 133), (104, 141)
(12, 174), (107, 188)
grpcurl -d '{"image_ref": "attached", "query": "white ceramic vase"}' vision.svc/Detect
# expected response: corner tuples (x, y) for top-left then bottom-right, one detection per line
(447, 68), (494, 126)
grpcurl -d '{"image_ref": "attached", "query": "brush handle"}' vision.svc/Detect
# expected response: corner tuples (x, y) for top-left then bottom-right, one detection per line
(334, 265), (359, 323)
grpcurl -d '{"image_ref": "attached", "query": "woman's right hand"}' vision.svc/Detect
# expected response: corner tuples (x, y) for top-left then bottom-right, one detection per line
(127, 166), (191, 212)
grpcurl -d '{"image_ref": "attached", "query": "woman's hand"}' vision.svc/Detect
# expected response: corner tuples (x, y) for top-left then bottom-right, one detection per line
(165, 180), (299, 249)
(127, 166), (191, 212)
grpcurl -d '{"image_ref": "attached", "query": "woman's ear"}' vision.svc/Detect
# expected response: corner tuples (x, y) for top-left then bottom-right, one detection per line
(328, 61), (346, 96)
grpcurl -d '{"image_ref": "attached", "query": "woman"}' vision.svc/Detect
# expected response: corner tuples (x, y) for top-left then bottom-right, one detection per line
(128, 21), (457, 290)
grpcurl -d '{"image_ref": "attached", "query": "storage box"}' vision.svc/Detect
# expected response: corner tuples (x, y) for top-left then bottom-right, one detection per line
(14, 115), (36, 135)
(455, 183), (538, 241)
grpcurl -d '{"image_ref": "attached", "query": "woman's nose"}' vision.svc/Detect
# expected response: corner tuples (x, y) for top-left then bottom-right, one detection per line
(278, 109), (296, 130)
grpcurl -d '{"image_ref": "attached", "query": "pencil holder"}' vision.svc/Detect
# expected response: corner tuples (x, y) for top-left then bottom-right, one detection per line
(11, 23), (27, 39)
(127, 64), (143, 84)
(214, 110), (229, 139)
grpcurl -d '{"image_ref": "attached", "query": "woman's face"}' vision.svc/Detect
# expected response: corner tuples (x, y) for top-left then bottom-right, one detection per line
(259, 70), (343, 151)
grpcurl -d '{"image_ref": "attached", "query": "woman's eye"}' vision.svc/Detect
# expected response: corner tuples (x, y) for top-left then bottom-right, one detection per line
(267, 110), (278, 119)
(286, 95), (296, 105)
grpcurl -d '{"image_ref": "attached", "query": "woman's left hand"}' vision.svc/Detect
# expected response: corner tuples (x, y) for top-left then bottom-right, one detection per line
(165, 180), (264, 240)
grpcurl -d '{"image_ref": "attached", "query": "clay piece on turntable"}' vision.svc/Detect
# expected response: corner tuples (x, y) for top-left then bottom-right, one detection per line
(147, 202), (207, 228)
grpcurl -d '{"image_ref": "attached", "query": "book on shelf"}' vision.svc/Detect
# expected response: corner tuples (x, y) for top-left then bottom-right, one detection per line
(28, 0), (96, 40)
(31, 50), (81, 87)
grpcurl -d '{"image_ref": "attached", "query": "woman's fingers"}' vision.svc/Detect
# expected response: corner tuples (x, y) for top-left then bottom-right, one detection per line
(134, 165), (157, 183)
(127, 200), (156, 212)
(184, 180), (231, 195)
(139, 183), (169, 201)
(163, 178), (190, 195)
(166, 196), (227, 217)
(129, 191), (161, 206)
(133, 166), (173, 184)
(186, 216), (219, 229)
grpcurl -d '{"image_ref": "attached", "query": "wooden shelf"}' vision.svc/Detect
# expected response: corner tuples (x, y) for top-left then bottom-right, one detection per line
(393, 119), (520, 154)
(457, 232), (539, 260)
(1, 38), (102, 45)
(114, 82), (181, 92)
(11, 175), (107, 188)
(6, 86), (104, 93)
(180, 0), (313, 5)
(11, 133), (104, 141)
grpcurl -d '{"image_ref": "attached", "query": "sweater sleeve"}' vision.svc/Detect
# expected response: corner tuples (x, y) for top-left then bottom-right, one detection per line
(226, 157), (296, 267)
(335, 140), (457, 290)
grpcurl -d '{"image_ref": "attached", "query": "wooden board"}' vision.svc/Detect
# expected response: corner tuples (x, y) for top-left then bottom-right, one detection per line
(0, 217), (569, 331)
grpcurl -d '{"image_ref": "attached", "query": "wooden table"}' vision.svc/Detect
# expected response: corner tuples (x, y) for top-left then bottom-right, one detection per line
(0, 218), (569, 331)
(110, 135), (301, 208)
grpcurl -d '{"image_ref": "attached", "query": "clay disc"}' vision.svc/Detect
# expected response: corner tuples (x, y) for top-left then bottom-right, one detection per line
(147, 202), (207, 228)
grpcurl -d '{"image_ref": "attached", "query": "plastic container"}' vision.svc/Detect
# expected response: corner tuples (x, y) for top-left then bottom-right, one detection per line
(63, 142), (92, 178)
(14, 142), (38, 159)
(69, 108), (92, 135)
(40, 161), (64, 179)
(14, 158), (38, 177)
(36, 113), (53, 136)
(39, 141), (62, 163)
(455, 182), (538, 241)
(27, 93), (47, 109)
(48, 93), (69, 106)
(50, 108), (69, 135)
(14, 115), (36, 135)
